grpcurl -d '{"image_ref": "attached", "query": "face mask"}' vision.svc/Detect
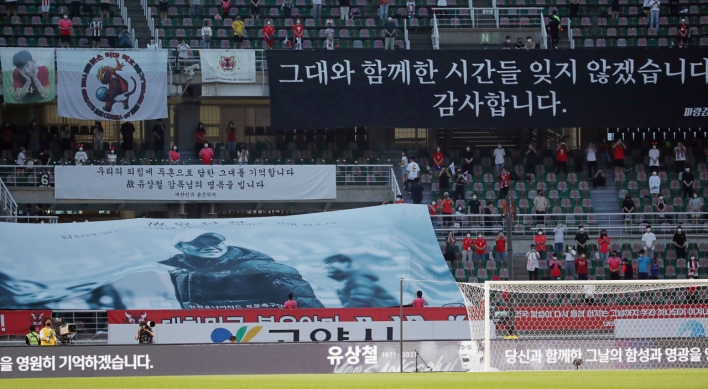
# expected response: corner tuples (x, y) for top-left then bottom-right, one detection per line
(467, 234), (470, 238)
(498, 144), (502, 148)
(478, 235), (483, 238)
(436, 148), (440, 151)
(659, 197), (663, 200)
(647, 229), (651, 232)
(653, 145), (656, 149)
(110, 150), (115, 154)
(79, 147), (83, 151)
(296, 20), (300, 23)
(204, 144), (208, 148)
(173, 147), (177, 150)
(472, 196), (477, 200)
(579, 229), (584, 233)
(678, 229), (682, 233)
(538, 232), (542, 235)
(686, 169), (690, 172)
(466, 147), (470, 151)
(506, 39), (510, 42)
(694, 195), (698, 198)
(527, 39), (531, 42)
(64, 15), (68, 19)
(653, 172), (657, 175)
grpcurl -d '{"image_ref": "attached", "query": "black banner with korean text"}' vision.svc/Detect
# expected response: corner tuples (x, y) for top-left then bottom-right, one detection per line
(266, 48), (708, 130)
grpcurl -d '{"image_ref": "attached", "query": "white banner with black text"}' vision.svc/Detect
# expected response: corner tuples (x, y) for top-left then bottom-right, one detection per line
(200, 49), (256, 83)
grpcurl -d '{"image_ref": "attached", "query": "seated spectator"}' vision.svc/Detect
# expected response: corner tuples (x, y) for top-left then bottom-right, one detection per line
(74, 145), (88, 165)
(412, 290), (425, 307)
(593, 169), (606, 189)
(656, 195), (668, 220)
(502, 36), (512, 49)
(524, 36), (536, 50)
(514, 37), (524, 49)
(107, 148), (117, 165)
(118, 27), (132, 48)
(394, 195), (405, 204)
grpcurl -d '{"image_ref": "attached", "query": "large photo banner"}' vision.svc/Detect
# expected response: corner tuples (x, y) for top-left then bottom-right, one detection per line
(200, 49), (256, 83)
(54, 165), (336, 201)
(266, 48), (708, 129)
(1, 48), (56, 104)
(56, 50), (168, 120)
(0, 205), (462, 310)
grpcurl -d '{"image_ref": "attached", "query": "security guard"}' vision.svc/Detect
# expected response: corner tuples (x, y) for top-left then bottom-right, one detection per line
(39, 318), (57, 346)
(25, 326), (40, 346)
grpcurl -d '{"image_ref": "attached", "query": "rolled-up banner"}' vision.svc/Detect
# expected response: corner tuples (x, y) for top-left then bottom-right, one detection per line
(0, 48), (56, 104)
(200, 49), (256, 83)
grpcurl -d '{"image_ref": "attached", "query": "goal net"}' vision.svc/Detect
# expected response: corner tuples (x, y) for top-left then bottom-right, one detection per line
(455, 280), (708, 372)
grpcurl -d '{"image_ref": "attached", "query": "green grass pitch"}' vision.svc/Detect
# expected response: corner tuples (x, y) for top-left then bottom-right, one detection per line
(2, 369), (707, 389)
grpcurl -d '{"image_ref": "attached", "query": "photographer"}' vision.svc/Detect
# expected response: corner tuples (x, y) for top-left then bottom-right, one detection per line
(136, 321), (155, 344)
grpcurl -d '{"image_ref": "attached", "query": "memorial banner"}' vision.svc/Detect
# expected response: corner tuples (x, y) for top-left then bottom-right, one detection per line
(266, 48), (708, 129)
(0, 205), (462, 310)
(56, 50), (168, 120)
(200, 49), (256, 83)
(0, 310), (52, 336)
(1, 48), (56, 104)
(54, 165), (336, 201)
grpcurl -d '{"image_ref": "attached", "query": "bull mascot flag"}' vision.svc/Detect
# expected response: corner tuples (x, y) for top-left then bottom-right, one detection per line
(95, 59), (137, 112)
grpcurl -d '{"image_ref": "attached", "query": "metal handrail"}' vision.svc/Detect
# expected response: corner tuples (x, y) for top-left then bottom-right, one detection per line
(390, 167), (401, 200)
(568, 18), (575, 49)
(0, 176), (18, 218)
(0, 216), (59, 223)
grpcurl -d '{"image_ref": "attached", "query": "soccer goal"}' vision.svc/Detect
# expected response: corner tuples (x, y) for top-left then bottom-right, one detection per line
(403, 279), (708, 372)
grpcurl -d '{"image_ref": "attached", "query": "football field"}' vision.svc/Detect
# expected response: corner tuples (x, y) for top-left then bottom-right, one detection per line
(2, 369), (706, 389)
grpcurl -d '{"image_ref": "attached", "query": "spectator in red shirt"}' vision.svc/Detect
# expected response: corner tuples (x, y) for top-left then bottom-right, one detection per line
(473, 233), (487, 263)
(498, 167), (510, 199)
(556, 140), (568, 174)
(199, 142), (214, 165)
(226, 121), (236, 153)
(612, 139), (626, 176)
(394, 195), (405, 204)
(293, 19), (304, 50)
(575, 253), (588, 280)
(58, 14), (73, 48)
(494, 231), (507, 262)
(432, 147), (444, 172)
(262, 19), (275, 49)
(597, 229), (611, 263)
(534, 229), (547, 261)
(607, 250), (622, 280)
(549, 254), (562, 280)
(412, 290), (426, 307)
(428, 200), (439, 227)
(461, 233), (473, 262)
(441, 192), (454, 226)
(195, 122), (206, 154)
(283, 293), (297, 309)
(678, 18), (689, 48)
(598, 140), (611, 169)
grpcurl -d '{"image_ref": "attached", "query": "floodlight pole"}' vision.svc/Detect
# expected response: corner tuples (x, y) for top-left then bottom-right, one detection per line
(399, 277), (404, 373)
(505, 194), (514, 280)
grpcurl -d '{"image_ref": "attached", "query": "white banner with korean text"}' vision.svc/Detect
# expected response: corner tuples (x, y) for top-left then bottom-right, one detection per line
(54, 165), (336, 201)
(200, 49), (256, 83)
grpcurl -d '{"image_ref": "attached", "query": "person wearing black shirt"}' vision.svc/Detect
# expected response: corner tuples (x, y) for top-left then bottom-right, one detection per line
(438, 168), (451, 193)
(462, 146), (474, 175)
(135, 321), (154, 344)
(673, 226), (687, 260)
(547, 11), (561, 49)
(593, 169), (606, 189)
(514, 37), (524, 49)
(409, 178), (424, 204)
(152, 119), (166, 152)
(622, 193), (634, 225)
(484, 202), (495, 230)
(38, 150), (51, 166)
(444, 233), (456, 263)
(525, 143), (537, 181)
(454, 170), (466, 200)
(502, 36), (512, 49)
(120, 122), (135, 151)
(468, 194), (482, 225)
(574, 226), (589, 256)
(682, 167), (694, 198)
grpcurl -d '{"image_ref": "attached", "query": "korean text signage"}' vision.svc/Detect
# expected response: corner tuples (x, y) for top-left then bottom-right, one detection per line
(0, 48), (56, 104)
(200, 49), (256, 83)
(0, 310), (52, 336)
(54, 165), (336, 201)
(266, 48), (708, 129)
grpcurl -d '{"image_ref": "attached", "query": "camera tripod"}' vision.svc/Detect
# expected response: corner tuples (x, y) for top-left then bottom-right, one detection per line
(414, 349), (432, 373)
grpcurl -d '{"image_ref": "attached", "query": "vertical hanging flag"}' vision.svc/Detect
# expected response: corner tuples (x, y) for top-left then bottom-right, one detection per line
(1, 48), (56, 104)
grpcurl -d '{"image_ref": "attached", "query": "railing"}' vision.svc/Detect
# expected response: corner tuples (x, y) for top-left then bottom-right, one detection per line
(568, 18), (575, 49)
(0, 215), (59, 223)
(390, 167), (402, 201)
(0, 175), (18, 219)
(432, 7), (545, 29)
(403, 18), (410, 50)
(335, 165), (393, 189)
(141, 0), (157, 45)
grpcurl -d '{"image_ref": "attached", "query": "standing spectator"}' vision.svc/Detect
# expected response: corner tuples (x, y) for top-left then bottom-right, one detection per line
(682, 167), (694, 198)
(281, 0), (293, 18)
(190, 0), (202, 19)
(441, 192), (454, 226)
(311, 0), (321, 20)
(622, 258), (635, 280)
(585, 142), (598, 178)
(438, 168), (451, 194)
(650, 259), (660, 279)
(409, 178), (424, 204)
(669, 0), (679, 15)
(555, 139), (568, 174)
(153, 119), (166, 152)
(339, 0), (350, 20)
(636, 249), (651, 279)
(199, 142), (214, 165)
(120, 122), (135, 151)
(524, 36), (536, 50)
(158, 0), (169, 20)
(547, 10), (561, 49)
(467, 193), (482, 225)
(384, 17), (397, 50)
(526, 245), (540, 280)
(688, 193), (704, 224)
(169, 145), (180, 165)
(674, 141), (687, 173)
(648, 142), (660, 173)
(569, 0), (580, 17)
(525, 143), (537, 181)
(549, 254), (562, 280)
(74, 145), (88, 165)
(688, 255), (699, 278)
(454, 169), (466, 201)
(642, 0), (651, 17)
(59, 125), (71, 151)
(462, 146), (474, 175)
(444, 232), (456, 263)
(436, 0), (447, 16)
(607, 251), (622, 280)
(648, 0), (660, 31)
(564, 245), (577, 279)
(612, 139), (626, 176)
(107, 148), (117, 165)
(598, 229), (611, 264)
(89, 15), (102, 48)
(379, 0), (389, 20)
(677, 18), (689, 48)
(16, 147), (28, 166)
(534, 229), (548, 261)
(41, 0), (50, 21)
(622, 193), (635, 225)
(412, 291), (426, 307)
(293, 19), (304, 50)
(28, 121), (40, 152)
(494, 231), (507, 263)
(225, 121), (236, 154)
(201, 19), (213, 48)
(283, 293), (297, 309)
(194, 122), (206, 154)
(502, 36), (513, 49)
(70, 0), (82, 17)
(657, 195), (668, 221)
(473, 233), (487, 263)
(432, 146), (444, 172)
(177, 40), (190, 70)
(6, 0), (18, 18)
(575, 253), (588, 280)
(324, 21), (335, 50)
(641, 225), (657, 258)
(147, 37), (158, 50)
(406, 0), (415, 19)
(237, 144), (249, 165)
(593, 169), (606, 189)
(533, 191), (549, 225)
(118, 27), (132, 48)
(672, 226), (687, 260)
(574, 225), (589, 256)
(221, 0), (230, 18)
(498, 167), (510, 200)
(553, 223), (567, 257)
(493, 143), (505, 174)
(231, 16), (244, 49)
(428, 200), (439, 223)
(92, 121), (104, 151)
(58, 14), (73, 48)
(400, 150), (409, 190)
(648, 171), (660, 201)
(406, 156), (420, 184)
(484, 202), (495, 230)
(598, 140), (611, 169)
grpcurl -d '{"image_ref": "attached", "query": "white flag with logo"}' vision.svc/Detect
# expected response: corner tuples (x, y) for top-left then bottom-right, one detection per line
(200, 49), (256, 83)
(57, 50), (168, 120)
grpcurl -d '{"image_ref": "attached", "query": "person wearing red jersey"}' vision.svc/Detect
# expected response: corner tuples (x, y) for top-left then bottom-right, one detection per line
(283, 293), (297, 309)
(461, 233), (474, 262)
(534, 229), (547, 261)
(498, 168), (510, 199)
(199, 142), (214, 165)
(262, 19), (275, 49)
(556, 140), (568, 174)
(494, 231), (507, 263)
(58, 14), (73, 48)
(473, 233), (487, 263)
(597, 229), (611, 264)
(428, 200), (439, 227)
(607, 250), (622, 280)
(432, 147), (444, 172)
(394, 195), (405, 204)
(293, 19), (304, 50)
(412, 290), (426, 308)
(677, 18), (689, 48)
(441, 192), (454, 226)
(575, 253), (588, 280)
(549, 254), (562, 280)
(612, 139), (626, 176)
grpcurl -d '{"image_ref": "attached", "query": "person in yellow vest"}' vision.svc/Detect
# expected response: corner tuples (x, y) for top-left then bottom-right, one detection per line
(39, 318), (57, 346)
(25, 326), (40, 346)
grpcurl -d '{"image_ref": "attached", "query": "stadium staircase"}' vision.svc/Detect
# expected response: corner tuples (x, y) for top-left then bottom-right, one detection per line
(126, 0), (153, 47)
(0, 176), (18, 221)
(588, 169), (622, 227)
